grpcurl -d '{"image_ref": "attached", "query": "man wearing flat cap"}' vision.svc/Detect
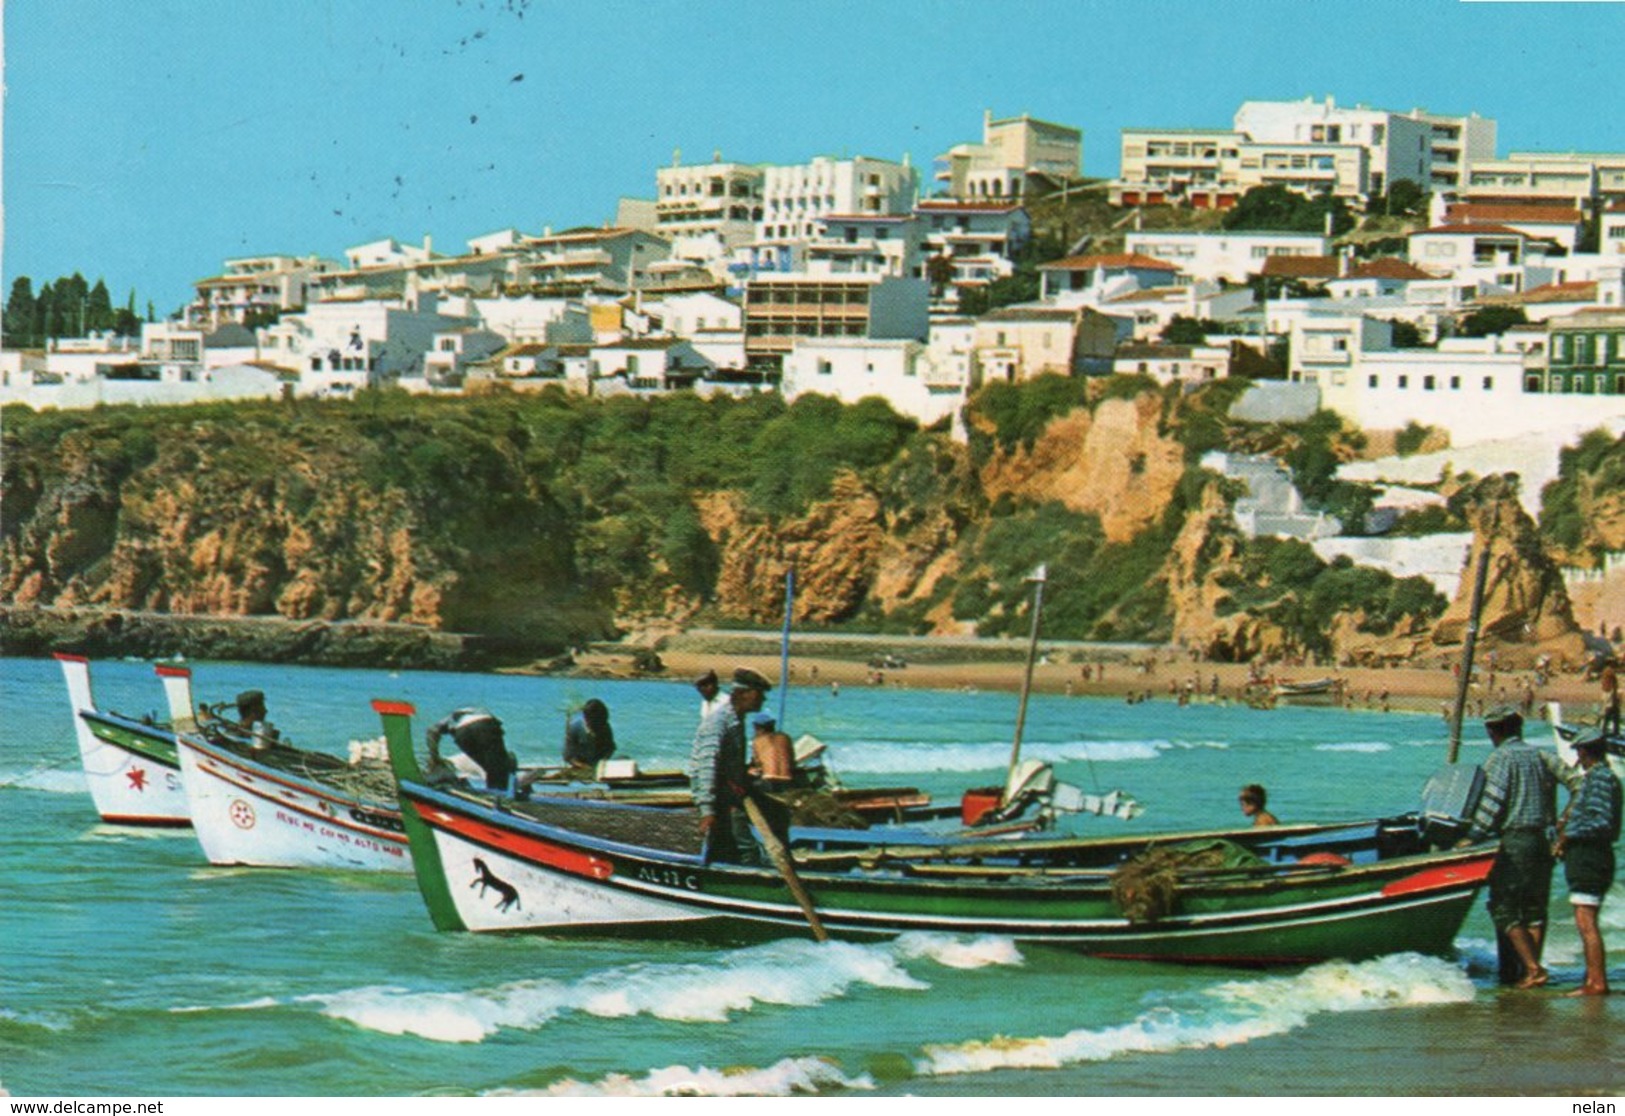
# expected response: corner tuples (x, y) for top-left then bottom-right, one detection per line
(234, 689), (280, 750)
(1466, 705), (1581, 987)
(1553, 730), (1621, 995)
(693, 669), (725, 723)
(688, 667), (773, 863)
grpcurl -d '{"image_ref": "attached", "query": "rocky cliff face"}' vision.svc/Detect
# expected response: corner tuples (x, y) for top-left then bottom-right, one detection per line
(978, 394), (1186, 544)
(1433, 474), (1588, 667)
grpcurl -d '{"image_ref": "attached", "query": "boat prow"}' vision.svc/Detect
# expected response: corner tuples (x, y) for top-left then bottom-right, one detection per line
(54, 653), (189, 828)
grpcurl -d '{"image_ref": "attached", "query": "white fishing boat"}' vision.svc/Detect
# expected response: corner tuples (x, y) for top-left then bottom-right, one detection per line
(1271, 677), (1343, 706)
(54, 653), (190, 827)
(157, 665), (412, 872)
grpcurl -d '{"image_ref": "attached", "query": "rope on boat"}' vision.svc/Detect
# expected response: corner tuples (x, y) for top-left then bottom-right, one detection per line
(1110, 839), (1266, 924)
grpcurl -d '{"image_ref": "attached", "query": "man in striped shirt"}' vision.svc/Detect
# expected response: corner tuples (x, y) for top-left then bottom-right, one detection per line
(1466, 707), (1579, 989)
(1554, 731), (1622, 996)
(689, 668), (772, 864)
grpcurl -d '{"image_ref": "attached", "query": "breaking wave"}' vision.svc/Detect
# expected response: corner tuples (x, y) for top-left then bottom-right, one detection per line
(915, 952), (1475, 1076)
(0, 765), (86, 795)
(522, 1055), (874, 1097)
(303, 933), (1023, 1043)
(830, 738), (1206, 775)
(1314, 742), (1393, 754)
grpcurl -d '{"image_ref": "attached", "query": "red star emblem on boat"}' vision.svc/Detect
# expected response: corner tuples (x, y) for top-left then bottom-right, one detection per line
(127, 767), (148, 792)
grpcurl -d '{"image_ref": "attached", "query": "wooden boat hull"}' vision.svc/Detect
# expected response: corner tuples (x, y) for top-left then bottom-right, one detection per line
(376, 701), (1496, 964)
(55, 653), (189, 828)
(175, 730), (411, 872)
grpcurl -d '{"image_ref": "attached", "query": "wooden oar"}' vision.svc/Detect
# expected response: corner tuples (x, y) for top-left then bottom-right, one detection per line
(744, 795), (828, 942)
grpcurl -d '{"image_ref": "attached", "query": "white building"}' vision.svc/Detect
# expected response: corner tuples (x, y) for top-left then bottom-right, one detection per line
(641, 290), (743, 339)
(1234, 96), (1453, 198)
(1124, 230), (1328, 284)
(1112, 342), (1235, 385)
(256, 297), (476, 396)
(655, 153), (764, 263)
(934, 110), (1081, 200)
(187, 253), (338, 329)
(806, 214), (924, 279)
(754, 155), (919, 269)
(467, 295), (593, 344)
(781, 338), (962, 426)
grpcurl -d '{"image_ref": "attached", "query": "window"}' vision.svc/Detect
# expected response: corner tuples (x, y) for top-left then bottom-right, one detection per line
(1368, 374), (1379, 388)
(1398, 375), (1409, 388)
(1483, 377), (1494, 390)
(1450, 376), (1460, 390)
(817, 359), (832, 375)
(626, 355), (639, 375)
(1424, 375), (1436, 391)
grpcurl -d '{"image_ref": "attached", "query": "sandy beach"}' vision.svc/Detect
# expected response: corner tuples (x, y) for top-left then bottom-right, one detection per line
(584, 646), (1611, 725)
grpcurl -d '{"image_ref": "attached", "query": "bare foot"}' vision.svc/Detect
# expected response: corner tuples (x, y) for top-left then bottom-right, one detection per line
(1516, 967), (1549, 989)
(1564, 984), (1609, 997)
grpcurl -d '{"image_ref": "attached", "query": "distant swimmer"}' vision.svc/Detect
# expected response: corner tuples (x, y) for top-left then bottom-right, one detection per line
(1239, 784), (1279, 827)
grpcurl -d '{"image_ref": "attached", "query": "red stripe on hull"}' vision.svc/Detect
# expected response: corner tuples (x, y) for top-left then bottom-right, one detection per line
(421, 806), (614, 881)
(1381, 856), (1495, 897)
(102, 815), (193, 828)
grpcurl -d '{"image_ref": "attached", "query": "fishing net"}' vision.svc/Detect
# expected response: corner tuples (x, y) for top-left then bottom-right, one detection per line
(1111, 839), (1266, 924)
(775, 788), (868, 830)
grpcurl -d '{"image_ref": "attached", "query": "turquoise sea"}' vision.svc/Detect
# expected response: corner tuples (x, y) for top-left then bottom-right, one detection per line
(2, 655), (1620, 1097)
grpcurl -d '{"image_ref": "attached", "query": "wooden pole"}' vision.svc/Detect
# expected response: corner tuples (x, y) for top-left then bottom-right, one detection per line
(1447, 507), (1498, 764)
(777, 567), (795, 730)
(743, 795), (827, 942)
(1005, 565), (1048, 800)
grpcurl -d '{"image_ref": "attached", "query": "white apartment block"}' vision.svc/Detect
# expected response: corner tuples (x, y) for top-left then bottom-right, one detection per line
(655, 154), (764, 262)
(466, 295), (593, 345)
(806, 214), (924, 279)
(1460, 156), (1596, 212)
(781, 337), (962, 426)
(1115, 129), (1368, 205)
(741, 274), (929, 360)
(755, 155), (919, 261)
(1103, 283), (1259, 341)
(1123, 230), (1328, 284)
(1409, 223), (1536, 290)
(187, 254), (338, 330)
(641, 291), (743, 339)
(1115, 129), (1243, 207)
(256, 298), (475, 396)
(914, 200), (1031, 298)
(934, 110), (1081, 199)
(1234, 97), (1435, 197)
(514, 227), (671, 295)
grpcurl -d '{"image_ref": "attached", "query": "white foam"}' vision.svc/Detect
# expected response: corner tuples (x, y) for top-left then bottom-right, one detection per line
(916, 952), (1475, 1077)
(309, 934), (1016, 1043)
(834, 738), (1179, 775)
(0, 767), (87, 795)
(525, 1055), (874, 1097)
(1314, 742), (1393, 754)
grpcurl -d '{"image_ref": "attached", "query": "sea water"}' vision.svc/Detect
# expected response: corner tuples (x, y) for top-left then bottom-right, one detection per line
(1, 656), (1619, 1096)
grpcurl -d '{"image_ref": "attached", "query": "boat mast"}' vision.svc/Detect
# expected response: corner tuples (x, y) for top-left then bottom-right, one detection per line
(1447, 507), (1497, 764)
(777, 566), (795, 730)
(1004, 565), (1047, 798)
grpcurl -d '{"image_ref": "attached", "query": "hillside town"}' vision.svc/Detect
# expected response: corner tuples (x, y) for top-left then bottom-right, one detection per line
(8, 95), (1625, 443)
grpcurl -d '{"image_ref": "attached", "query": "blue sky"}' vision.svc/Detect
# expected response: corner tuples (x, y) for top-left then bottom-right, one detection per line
(5, 0), (1625, 316)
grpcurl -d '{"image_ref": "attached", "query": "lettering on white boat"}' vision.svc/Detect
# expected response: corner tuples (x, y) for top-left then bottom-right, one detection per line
(636, 866), (699, 891)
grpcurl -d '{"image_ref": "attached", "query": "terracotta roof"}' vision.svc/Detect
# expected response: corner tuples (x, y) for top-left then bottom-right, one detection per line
(503, 343), (553, 357)
(977, 306), (1082, 322)
(1260, 255), (1340, 279)
(1343, 258), (1438, 282)
(1413, 223), (1528, 237)
(915, 200), (1024, 214)
(1520, 281), (1598, 303)
(1037, 252), (1178, 272)
(1105, 285), (1188, 304)
(1445, 203), (1584, 226)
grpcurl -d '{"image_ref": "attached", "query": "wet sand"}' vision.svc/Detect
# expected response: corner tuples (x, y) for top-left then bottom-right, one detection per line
(633, 649), (1608, 723)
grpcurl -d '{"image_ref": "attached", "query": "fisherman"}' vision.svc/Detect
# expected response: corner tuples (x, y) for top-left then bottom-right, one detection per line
(689, 667), (772, 864)
(694, 669), (725, 722)
(234, 689), (280, 749)
(1238, 784), (1279, 827)
(426, 707), (515, 791)
(563, 698), (615, 769)
(1464, 706), (1572, 988)
(1553, 730), (1621, 996)
(1601, 658), (1620, 736)
(750, 715), (796, 790)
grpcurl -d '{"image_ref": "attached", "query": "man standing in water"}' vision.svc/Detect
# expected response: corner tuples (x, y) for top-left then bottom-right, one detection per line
(1554, 730), (1621, 996)
(689, 668), (772, 864)
(1465, 707), (1567, 988)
